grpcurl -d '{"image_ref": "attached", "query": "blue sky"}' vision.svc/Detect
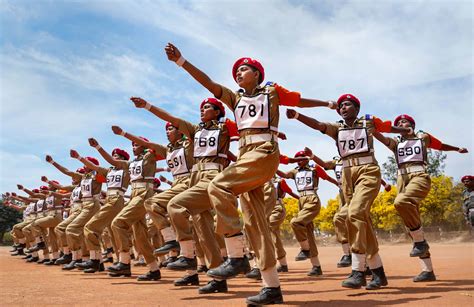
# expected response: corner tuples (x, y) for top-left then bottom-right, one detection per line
(1, 0), (472, 205)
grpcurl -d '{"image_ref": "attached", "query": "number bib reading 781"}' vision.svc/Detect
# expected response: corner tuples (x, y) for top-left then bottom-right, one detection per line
(396, 139), (424, 165)
(167, 148), (189, 176)
(295, 170), (314, 192)
(235, 93), (270, 131)
(194, 129), (220, 158)
(337, 128), (370, 158)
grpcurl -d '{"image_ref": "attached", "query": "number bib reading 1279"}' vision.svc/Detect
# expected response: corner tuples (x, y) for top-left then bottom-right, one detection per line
(235, 93), (269, 130)
(337, 128), (369, 158)
(167, 148), (188, 176)
(194, 129), (220, 158)
(396, 139), (424, 164)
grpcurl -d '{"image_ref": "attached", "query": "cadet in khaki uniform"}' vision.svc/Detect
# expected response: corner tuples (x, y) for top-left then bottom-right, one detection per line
(9, 194), (38, 256)
(46, 155), (104, 269)
(461, 175), (474, 227)
(165, 43), (337, 305)
(46, 170), (84, 265)
(287, 94), (411, 290)
(69, 143), (131, 273)
(374, 114), (468, 282)
(277, 151), (338, 276)
(106, 128), (161, 281)
(131, 96), (235, 293)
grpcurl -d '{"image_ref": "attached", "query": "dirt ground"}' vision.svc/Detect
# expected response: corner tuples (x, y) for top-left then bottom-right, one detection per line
(1, 243), (473, 306)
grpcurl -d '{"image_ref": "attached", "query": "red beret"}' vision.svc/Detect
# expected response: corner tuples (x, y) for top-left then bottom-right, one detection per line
(200, 98), (225, 117)
(51, 180), (59, 185)
(294, 150), (308, 158)
(165, 122), (178, 130)
(76, 167), (86, 174)
(232, 57), (265, 84)
(394, 114), (416, 127)
(40, 186), (49, 191)
(461, 175), (474, 182)
(112, 148), (130, 161)
(153, 178), (161, 187)
(336, 94), (361, 114)
(85, 156), (99, 166)
(32, 189), (40, 193)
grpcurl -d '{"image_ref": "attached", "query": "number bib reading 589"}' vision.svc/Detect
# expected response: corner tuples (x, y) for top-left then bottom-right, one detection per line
(396, 139), (424, 165)
(337, 128), (370, 158)
(167, 148), (189, 176)
(235, 93), (270, 131)
(194, 129), (220, 158)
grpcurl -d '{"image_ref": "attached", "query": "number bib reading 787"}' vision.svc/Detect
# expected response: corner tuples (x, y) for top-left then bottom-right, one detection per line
(295, 170), (314, 192)
(396, 139), (424, 165)
(167, 148), (189, 176)
(194, 129), (220, 158)
(337, 128), (370, 158)
(235, 93), (270, 131)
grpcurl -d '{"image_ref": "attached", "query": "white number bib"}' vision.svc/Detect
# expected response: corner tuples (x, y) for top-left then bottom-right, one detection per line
(107, 169), (124, 190)
(334, 163), (343, 185)
(81, 178), (93, 198)
(397, 139), (424, 165)
(194, 129), (220, 158)
(235, 93), (270, 131)
(36, 200), (45, 212)
(45, 195), (54, 209)
(71, 186), (81, 203)
(295, 170), (314, 192)
(337, 128), (370, 158)
(129, 160), (144, 182)
(167, 148), (189, 176)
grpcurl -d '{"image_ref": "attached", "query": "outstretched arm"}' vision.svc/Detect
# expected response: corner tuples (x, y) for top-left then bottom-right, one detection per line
(303, 147), (333, 169)
(227, 151), (237, 163)
(111, 126), (164, 156)
(439, 143), (468, 153)
(299, 98), (337, 109)
(46, 155), (81, 179)
(130, 97), (182, 130)
(276, 169), (293, 179)
(156, 167), (171, 173)
(49, 190), (72, 198)
(373, 131), (392, 148)
(286, 109), (328, 132)
(41, 176), (73, 191)
(88, 138), (128, 169)
(17, 185), (44, 199)
(158, 175), (173, 186)
(165, 43), (223, 98)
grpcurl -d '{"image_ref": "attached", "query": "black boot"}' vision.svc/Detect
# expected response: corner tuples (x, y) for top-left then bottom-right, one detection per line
(245, 268), (262, 280)
(159, 256), (177, 268)
(365, 266), (372, 276)
(337, 254), (352, 268)
(167, 257), (197, 271)
(11, 249), (26, 256)
(9, 244), (19, 252)
(174, 273), (199, 286)
(198, 279), (228, 294)
(137, 270), (161, 281)
(37, 258), (50, 264)
(197, 265), (208, 273)
(206, 256), (250, 279)
(107, 262), (131, 277)
(366, 266), (388, 290)
(28, 241), (46, 252)
(341, 270), (366, 288)
(83, 260), (103, 273)
(413, 270), (436, 282)
(75, 259), (94, 270)
(22, 254), (32, 260)
(44, 259), (58, 265)
(295, 250), (310, 261)
(63, 260), (82, 270)
(102, 256), (114, 263)
(245, 287), (284, 305)
(153, 240), (180, 256)
(26, 256), (39, 263)
(55, 253), (72, 265)
(307, 266), (323, 276)
(410, 240), (430, 257)
(277, 265), (288, 273)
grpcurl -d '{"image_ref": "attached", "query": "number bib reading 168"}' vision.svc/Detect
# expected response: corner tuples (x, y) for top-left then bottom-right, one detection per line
(337, 128), (370, 158)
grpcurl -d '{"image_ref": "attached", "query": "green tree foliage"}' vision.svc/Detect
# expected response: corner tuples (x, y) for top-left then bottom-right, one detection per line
(0, 200), (23, 244)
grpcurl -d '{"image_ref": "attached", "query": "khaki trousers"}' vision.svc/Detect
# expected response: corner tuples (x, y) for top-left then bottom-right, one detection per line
(268, 201), (286, 260)
(84, 193), (125, 251)
(208, 141), (279, 271)
(66, 199), (100, 251)
(395, 172), (431, 230)
(341, 163), (380, 258)
(111, 186), (156, 264)
(291, 194), (320, 258)
(31, 212), (63, 253)
(21, 219), (38, 247)
(144, 176), (190, 230)
(12, 220), (31, 240)
(333, 190), (349, 244)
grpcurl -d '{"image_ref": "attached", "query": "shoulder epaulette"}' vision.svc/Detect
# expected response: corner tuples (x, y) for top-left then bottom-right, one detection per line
(265, 81), (275, 87)
(364, 114), (373, 120)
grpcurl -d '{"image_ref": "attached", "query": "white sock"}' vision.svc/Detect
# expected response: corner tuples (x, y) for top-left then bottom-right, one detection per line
(179, 240), (195, 258)
(186, 269), (197, 276)
(224, 235), (245, 258)
(220, 248), (228, 257)
(279, 257), (287, 266)
(310, 256), (321, 266)
(198, 256), (206, 266)
(76, 250), (82, 259)
(410, 228), (425, 243)
(367, 253), (383, 270)
(72, 251), (77, 260)
(82, 256), (89, 261)
(35, 237), (41, 244)
(32, 251), (39, 257)
(342, 243), (350, 255)
(149, 261), (159, 272)
(420, 257), (433, 272)
(169, 250), (179, 257)
(161, 227), (176, 242)
(351, 253), (366, 272)
(43, 253), (50, 260)
(261, 266), (280, 288)
(19, 238), (26, 244)
(299, 240), (310, 250)
(90, 250), (100, 260)
(63, 247), (70, 254)
(52, 252), (59, 259)
(119, 252), (131, 264)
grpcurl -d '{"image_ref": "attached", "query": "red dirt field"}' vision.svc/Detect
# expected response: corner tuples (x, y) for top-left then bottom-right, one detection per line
(1, 243), (473, 306)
